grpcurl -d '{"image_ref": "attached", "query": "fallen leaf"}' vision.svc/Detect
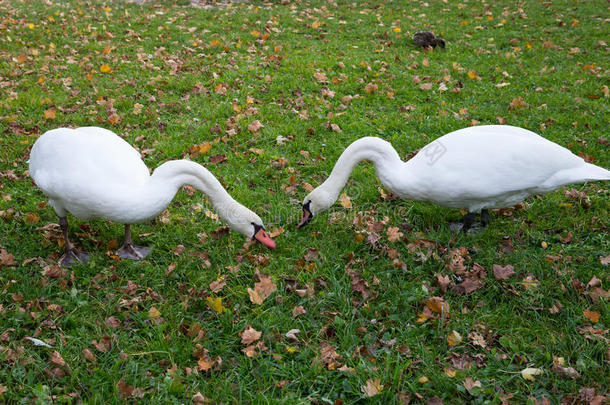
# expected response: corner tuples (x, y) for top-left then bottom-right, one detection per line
(0, 249), (16, 266)
(241, 325), (262, 345)
(100, 64), (111, 73)
(425, 297), (450, 315)
(148, 306), (161, 319)
(493, 264), (516, 280)
(285, 329), (300, 341)
(206, 297), (224, 314)
(521, 367), (543, 381)
(192, 392), (209, 405)
(247, 120), (264, 132)
(330, 123), (342, 133)
(339, 193), (352, 208)
(209, 278), (226, 293)
(116, 381), (134, 399)
(49, 350), (67, 368)
(386, 227), (403, 242)
(292, 305), (306, 318)
(361, 378), (382, 397)
(248, 270), (277, 305)
(509, 96), (527, 110)
(209, 154), (227, 164)
(463, 377), (482, 393)
(600, 255), (610, 266)
(435, 274), (451, 293)
(447, 330), (463, 347)
(583, 310), (600, 323)
(43, 108), (56, 120)
(82, 348), (96, 362)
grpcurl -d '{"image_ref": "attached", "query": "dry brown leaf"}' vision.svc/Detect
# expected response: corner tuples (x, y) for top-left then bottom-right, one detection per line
(339, 193), (352, 208)
(361, 378), (382, 397)
(509, 96), (527, 110)
(425, 296), (450, 315)
(0, 249), (16, 266)
(292, 305), (307, 318)
(463, 377), (482, 393)
(240, 325), (262, 345)
(583, 310), (600, 323)
(386, 226), (403, 242)
(49, 350), (67, 368)
(493, 264), (516, 280)
(43, 108), (56, 120)
(247, 120), (264, 132)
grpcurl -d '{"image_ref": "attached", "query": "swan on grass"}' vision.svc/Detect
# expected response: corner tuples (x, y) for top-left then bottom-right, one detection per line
(297, 125), (610, 232)
(29, 127), (275, 266)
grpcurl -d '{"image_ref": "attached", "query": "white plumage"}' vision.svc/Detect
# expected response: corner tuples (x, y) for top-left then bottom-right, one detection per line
(298, 125), (609, 230)
(30, 127), (275, 266)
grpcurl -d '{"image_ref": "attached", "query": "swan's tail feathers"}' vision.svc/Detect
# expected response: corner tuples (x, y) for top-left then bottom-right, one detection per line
(544, 163), (610, 189)
(580, 163), (610, 181)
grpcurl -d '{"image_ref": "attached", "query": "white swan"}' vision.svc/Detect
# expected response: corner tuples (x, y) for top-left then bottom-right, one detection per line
(29, 127), (275, 266)
(297, 125), (610, 231)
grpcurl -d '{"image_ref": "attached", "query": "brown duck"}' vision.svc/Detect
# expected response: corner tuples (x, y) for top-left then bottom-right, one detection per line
(413, 31), (445, 49)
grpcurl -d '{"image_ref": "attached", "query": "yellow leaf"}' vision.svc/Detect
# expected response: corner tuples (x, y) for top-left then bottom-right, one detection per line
(37, 76), (45, 84)
(43, 108), (56, 120)
(148, 306), (161, 319)
(28, 23), (35, 29)
(250, 30), (261, 38)
(339, 193), (352, 209)
(392, 26), (401, 33)
(100, 64), (111, 73)
(425, 296), (450, 315)
(417, 376), (429, 384)
(206, 296), (224, 314)
(583, 310), (600, 323)
(210, 39), (220, 47)
(285, 346), (297, 354)
(102, 45), (112, 55)
(311, 21), (321, 29)
(447, 330), (463, 347)
(416, 312), (428, 323)
(467, 69), (477, 79)
(521, 367), (543, 381)
(444, 367), (456, 378)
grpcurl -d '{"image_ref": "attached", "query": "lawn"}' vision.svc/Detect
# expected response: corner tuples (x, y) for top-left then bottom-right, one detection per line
(0, 0), (608, 403)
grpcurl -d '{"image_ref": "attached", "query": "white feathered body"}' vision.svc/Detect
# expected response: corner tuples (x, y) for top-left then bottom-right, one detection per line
(29, 127), (175, 223)
(384, 125), (609, 211)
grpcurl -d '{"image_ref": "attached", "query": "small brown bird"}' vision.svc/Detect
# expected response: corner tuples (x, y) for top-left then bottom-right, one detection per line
(413, 31), (446, 49)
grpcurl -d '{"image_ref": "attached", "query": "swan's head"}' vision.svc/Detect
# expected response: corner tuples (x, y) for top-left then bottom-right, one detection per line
(223, 205), (275, 249)
(296, 187), (335, 229)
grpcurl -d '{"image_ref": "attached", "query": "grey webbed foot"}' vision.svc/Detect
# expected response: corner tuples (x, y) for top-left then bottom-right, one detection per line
(116, 244), (150, 260)
(59, 248), (90, 267)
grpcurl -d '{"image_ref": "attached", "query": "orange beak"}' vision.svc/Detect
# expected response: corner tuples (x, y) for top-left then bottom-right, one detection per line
(254, 228), (276, 249)
(296, 203), (312, 229)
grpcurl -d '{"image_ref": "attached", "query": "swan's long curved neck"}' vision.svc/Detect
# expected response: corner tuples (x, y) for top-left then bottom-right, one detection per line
(321, 137), (405, 198)
(149, 160), (240, 220)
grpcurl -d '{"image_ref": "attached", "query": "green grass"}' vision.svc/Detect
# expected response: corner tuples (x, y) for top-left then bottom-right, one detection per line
(0, 0), (608, 403)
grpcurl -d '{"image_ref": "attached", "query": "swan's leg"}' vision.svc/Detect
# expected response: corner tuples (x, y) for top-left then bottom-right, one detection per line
(449, 212), (477, 233)
(461, 212), (477, 231)
(116, 224), (151, 260)
(480, 209), (490, 227)
(58, 217), (90, 267)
